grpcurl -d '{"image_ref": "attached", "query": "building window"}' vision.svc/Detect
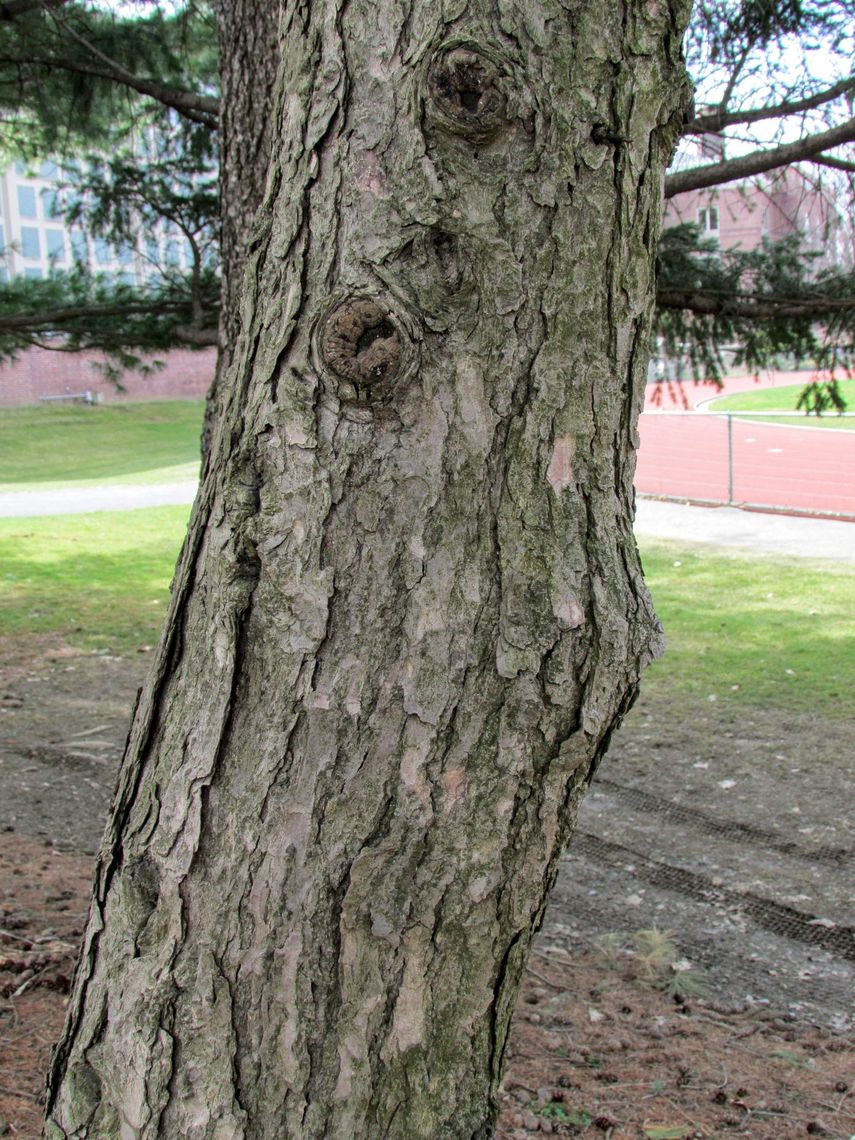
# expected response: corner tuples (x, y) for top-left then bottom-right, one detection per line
(24, 267), (43, 279)
(94, 238), (112, 265)
(46, 229), (66, 263)
(70, 230), (88, 262)
(117, 243), (134, 266)
(17, 185), (37, 218)
(698, 206), (719, 233)
(20, 226), (41, 259)
(164, 240), (179, 266)
(41, 189), (62, 219)
(39, 160), (58, 179)
(0, 223), (5, 251)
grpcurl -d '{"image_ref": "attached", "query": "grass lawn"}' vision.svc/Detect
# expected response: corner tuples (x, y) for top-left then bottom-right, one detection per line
(1, 507), (852, 718)
(0, 401), (205, 490)
(709, 379), (855, 429)
(641, 539), (855, 717)
(0, 506), (191, 654)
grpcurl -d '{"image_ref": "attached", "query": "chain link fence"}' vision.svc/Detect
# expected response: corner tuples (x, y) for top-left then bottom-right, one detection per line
(636, 412), (855, 519)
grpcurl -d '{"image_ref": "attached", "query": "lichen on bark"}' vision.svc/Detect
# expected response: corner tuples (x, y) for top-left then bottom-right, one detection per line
(46, 1), (691, 1136)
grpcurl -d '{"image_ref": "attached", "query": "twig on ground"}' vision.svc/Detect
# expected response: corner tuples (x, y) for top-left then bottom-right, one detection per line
(525, 963), (565, 990)
(0, 929), (36, 947)
(0, 1082), (39, 1102)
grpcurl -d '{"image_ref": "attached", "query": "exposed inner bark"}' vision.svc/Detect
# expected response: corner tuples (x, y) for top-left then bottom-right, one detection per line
(46, 1), (691, 1136)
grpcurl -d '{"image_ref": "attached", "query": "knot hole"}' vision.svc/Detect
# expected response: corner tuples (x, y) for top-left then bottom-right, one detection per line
(429, 47), (506, 139)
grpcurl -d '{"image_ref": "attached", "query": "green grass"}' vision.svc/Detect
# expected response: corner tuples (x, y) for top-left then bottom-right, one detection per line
(0, 401), (205, 489)
(0, 506), (191, 654)
(709, 380), (855, 429)
(641, 539), (855, 717)
(1, 510), (852, 717)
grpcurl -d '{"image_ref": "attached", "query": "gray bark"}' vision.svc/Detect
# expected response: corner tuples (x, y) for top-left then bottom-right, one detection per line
(46, 1), (690, 1136)
(203, 0), (281, 452)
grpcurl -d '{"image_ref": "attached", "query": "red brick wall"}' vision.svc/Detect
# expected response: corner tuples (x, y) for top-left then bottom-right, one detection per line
(0, 347), (217, 407)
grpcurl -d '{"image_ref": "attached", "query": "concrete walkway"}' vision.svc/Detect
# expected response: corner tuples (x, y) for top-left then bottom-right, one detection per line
(0, 480), (852, 563)
(635, 497), (854, 562)
(0, 480), (198, 517)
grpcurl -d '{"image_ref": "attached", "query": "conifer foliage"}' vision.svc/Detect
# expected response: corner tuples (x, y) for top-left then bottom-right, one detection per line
(0, 0), (852, 395)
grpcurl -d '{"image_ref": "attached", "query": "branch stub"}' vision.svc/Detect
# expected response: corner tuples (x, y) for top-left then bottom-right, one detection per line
(320, 299), (402, 386)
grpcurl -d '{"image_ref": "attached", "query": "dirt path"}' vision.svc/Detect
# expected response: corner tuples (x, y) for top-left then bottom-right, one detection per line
(2, 645), (852, 1029)
(1, 647), (853, 1137)
(547, 689), (855, 1035)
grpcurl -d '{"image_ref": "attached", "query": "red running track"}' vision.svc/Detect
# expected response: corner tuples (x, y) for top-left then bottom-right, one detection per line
(636, 413), (855, 518)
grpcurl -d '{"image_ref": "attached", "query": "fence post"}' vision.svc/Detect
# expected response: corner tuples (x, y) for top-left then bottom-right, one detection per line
(727, 413), (734, 506)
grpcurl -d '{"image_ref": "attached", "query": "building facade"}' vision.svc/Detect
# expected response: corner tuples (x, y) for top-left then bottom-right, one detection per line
(664, 140), (853, 271)
(0, 160), (197, 284)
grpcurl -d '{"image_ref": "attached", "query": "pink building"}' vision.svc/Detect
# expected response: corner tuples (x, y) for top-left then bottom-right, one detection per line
(664, 152), (852, 271)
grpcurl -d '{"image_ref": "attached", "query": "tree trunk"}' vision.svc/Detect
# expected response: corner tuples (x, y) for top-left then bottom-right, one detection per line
(203, 0), (281, 451)
(46, 2), (690, 1136)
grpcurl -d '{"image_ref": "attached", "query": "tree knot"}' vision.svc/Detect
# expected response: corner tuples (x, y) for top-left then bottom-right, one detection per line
(320, 299), (403, 387)
(428, 47), (507, 141)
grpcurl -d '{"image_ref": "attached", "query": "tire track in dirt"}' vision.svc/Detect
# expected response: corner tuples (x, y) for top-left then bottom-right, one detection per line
(594, 778), (853, 866)
(572, 832), (855, 962)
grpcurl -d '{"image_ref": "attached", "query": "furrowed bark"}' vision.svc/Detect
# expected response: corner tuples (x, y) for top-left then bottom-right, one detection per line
(203, 0), (281, 453)
(46, 1), (690, 1136)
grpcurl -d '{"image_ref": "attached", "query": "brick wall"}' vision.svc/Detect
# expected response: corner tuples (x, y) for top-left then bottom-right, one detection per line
(0, 346), (217, 407)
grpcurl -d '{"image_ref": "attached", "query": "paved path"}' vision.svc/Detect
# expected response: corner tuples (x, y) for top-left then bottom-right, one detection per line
(0, 480), (198, 517)
(0, 477), (852, 562)
(635, 497), (854, 562)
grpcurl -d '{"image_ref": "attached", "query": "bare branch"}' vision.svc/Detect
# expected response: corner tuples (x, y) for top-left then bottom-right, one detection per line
(665, 116), (855, 197)
(810, 153), (855, 174)
(685, 75), (855, 136)
(713, 39), (754, 121)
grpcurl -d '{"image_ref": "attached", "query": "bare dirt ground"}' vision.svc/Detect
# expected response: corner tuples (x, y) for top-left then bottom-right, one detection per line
(1, 641), (853, 1138)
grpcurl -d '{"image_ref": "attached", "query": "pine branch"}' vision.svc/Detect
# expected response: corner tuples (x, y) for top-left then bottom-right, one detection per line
(656, 288), (855, 320)
(54, 13), (218, 124)
(0, 0), (67, 18)
(0, 51), (218, 126)
(665, 116), (855, 197)
(174, 324), (218, 346)
(0, 300), (191, 332)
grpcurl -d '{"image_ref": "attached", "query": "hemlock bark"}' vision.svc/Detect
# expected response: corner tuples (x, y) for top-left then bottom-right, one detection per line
(203, 0), (281, 450)
(46, 1), (690, 1136)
